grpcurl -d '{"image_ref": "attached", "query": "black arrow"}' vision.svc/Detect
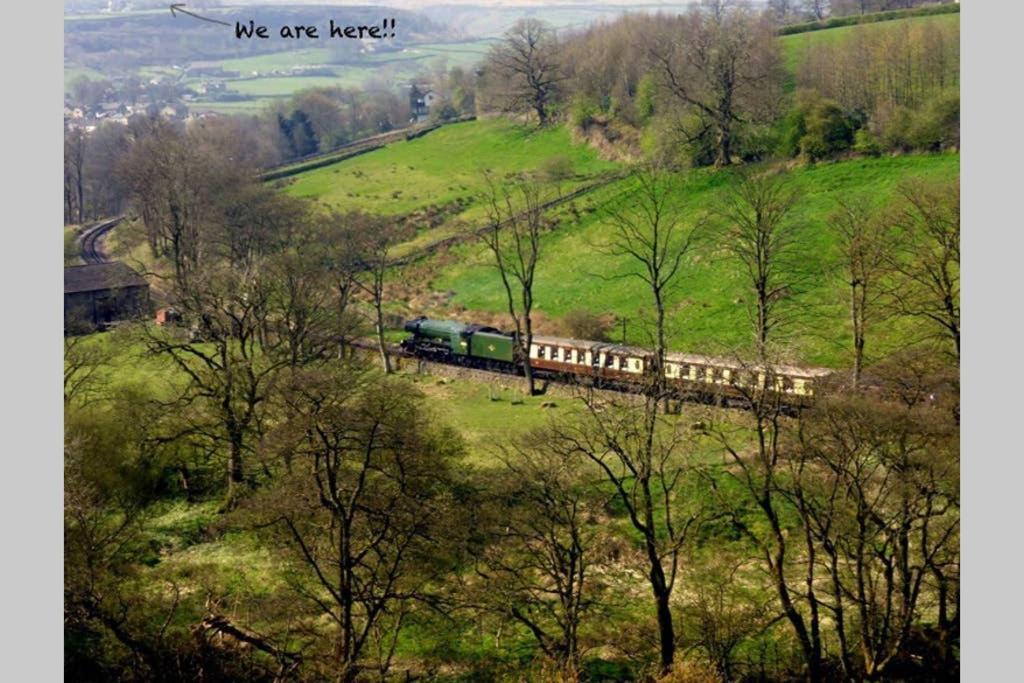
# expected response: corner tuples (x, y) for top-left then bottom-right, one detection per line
(169, 3), (231, 27)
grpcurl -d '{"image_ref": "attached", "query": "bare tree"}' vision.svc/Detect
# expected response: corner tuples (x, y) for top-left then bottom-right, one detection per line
(707, 170), (831, 679)
(884, 178), (960, 361)
(802, 0), (831, 21)
(484, 18), (562, 125)
(65, 127), (87, 224)
(794, 386), (959, 680)
(145, 260), (291, 510)
(480, 173), (554, 396)
(350, 213), (412, 374)
(251, 370), (464, 683)
(64, 335), (113, 407)
(473, 430), (603, 677)
(832, 197), (889, 385)
(650, 4), (784, 167)
(677, 553), (778, 681)
(119, 120), (250, 289)
(717, 172), (803, 361)
(318, 211), (369, 359)
(602, 162), (704, 395)
(705, 380), (829, 682)
(550, 393), (704, 675)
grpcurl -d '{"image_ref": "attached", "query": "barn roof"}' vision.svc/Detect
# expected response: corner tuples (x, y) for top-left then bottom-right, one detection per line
(64, 262), (148, 295)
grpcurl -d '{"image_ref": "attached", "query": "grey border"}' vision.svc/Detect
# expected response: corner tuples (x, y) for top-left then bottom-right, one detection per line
(961, 0), (1024, 680)
(0, 1), (1003, 680)
(0, 0), (63, 680)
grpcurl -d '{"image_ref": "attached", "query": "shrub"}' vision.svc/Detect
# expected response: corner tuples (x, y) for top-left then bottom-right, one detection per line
(429, 99), (460, 123)
(853, 127), (882, 156)
(880, 106), (915, 151)
(779, 91), (858, 161)
(777, 106), (807, 158)
(636, 73), (658, 122)
(569, 96), (602, 130)
(561, 309), (613, 341)
(907, 92), (960, 151)
(800, 99), (855, 160)
(541, 155), (575, 182)
(737, 123), (781, 162)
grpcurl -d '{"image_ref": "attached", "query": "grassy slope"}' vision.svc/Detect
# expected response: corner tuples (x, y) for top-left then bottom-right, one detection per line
(779, 11), (960, 75)
(286, 118), (619, 214)
(425, 153), (959, 368)
(278, 80), (958, 369)
(284, 118), (621, 259)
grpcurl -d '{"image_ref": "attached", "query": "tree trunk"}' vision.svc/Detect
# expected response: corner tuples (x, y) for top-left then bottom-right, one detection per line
(222, 433), (244, 511)
(522, 324), (536, 395)
(716, 116), (733, 168)
(644, 528), (675, 674)
(651, 578), (675, 673)
(376, 311), (392, 374)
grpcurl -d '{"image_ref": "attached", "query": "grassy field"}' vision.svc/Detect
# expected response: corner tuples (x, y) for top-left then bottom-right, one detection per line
(189, 40), (495, 112)
(187, 100), (271, 116)
(64, 66), (108, 91)
(226, 75), (356, 97)
(218, 48), (339, 74)
(284, 118), (621, 242)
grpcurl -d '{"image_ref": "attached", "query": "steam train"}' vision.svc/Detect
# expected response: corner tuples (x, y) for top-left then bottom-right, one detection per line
(401, 317), (832, 406)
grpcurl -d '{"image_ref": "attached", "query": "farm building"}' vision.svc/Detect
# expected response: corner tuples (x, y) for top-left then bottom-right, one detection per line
(64, 262), (150, 334)
(409, 84), (438, 122)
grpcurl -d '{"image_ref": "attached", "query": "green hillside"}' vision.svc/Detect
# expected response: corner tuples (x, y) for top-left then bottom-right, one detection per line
(279, 113), (958, 370)
(284, 118), (621, 254)
(412, 152), (959, 368)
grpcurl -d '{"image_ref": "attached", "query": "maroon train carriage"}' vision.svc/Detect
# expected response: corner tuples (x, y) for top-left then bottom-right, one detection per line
(528, 336), (654, 385)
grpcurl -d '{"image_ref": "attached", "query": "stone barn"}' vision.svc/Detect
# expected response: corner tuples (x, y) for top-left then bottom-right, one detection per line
(64, 262), (150, 334)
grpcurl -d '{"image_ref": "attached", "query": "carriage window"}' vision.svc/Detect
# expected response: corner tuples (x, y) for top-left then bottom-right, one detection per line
(681, 364), (691, 379)
(782, 377), (795, 393)
(695, 366), (705, 381)
(633, 359), (642, 370)
(537, 346), (546, 359)
(562, 348), (571, 362)
(605, 354), (616, 368)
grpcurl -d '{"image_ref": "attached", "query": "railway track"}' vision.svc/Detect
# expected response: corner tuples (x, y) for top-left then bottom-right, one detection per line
(78, 217), (122, 264)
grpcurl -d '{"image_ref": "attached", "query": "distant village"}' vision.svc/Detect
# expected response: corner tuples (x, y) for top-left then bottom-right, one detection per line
(65, 64), (442, 132)
(64, 70), (223, 132)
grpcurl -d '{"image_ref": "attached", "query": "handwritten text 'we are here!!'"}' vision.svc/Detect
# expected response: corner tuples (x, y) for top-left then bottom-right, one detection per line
(235, 18), (397, 40)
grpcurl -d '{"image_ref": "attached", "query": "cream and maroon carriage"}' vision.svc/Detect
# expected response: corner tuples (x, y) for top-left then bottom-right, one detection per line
(528, 336), (653, 385)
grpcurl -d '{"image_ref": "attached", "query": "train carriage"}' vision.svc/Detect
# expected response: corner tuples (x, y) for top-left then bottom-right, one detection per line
(664, 351), (830, 401)
(401, 317), (832, 408)
(528, 336), (654, 385)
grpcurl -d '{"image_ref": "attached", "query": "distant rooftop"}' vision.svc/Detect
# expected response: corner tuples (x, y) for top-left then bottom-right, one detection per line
(64, 262), (147, 295)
